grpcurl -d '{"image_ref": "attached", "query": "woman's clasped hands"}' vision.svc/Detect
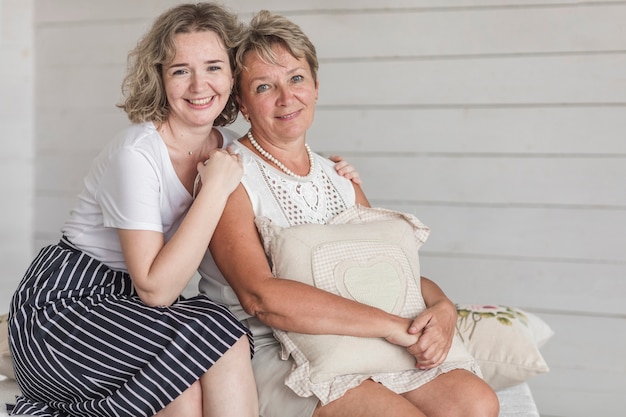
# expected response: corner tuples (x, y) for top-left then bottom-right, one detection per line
(385, 300), (457, 371)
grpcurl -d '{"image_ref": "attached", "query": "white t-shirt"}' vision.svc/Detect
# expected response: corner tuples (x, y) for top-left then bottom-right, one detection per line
(62, 121), (239, 271)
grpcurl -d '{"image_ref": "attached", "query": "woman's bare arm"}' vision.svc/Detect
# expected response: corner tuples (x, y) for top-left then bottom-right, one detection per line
(120, 150), (242, 307)
(209, 184), (416, 346)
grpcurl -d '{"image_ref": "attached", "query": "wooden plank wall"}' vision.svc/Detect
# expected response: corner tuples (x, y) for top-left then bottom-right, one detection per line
(0, 0), (34, 310)
(31, 1), (626, 416)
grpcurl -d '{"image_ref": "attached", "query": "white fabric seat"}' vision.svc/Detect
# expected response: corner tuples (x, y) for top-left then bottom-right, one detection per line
(496, 382), (541, 417)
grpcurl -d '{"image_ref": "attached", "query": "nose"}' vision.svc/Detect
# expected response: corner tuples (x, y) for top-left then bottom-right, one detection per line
(276, 85), (293, 106)
(189, 72), (206, 92)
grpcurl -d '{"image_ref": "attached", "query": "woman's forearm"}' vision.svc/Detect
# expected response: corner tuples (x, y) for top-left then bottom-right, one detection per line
(248, 276), (417, 346)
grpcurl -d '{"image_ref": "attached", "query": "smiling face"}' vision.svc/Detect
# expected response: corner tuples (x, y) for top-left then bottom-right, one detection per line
(237, 43), (319, 143)
(162, 30), (233, 129)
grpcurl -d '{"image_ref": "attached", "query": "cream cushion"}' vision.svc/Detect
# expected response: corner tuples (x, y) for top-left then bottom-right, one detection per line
(256, 205), (477, 403)
(455, 304), (553, 390)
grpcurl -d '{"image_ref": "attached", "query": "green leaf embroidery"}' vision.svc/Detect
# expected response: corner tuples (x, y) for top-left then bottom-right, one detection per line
(455, 304), (528, 342)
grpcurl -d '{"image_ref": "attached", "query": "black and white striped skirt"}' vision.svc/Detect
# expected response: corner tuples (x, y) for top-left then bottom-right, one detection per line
(8, 237), (252, 417)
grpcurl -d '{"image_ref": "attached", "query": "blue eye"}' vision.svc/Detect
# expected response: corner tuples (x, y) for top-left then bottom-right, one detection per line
(292, 75), (304, 83)
(255, 84), (269, 93)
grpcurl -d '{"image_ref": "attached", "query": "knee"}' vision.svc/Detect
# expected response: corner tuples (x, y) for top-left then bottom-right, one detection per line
(463, 382), (500, 417)
(441, 374), (499, 417)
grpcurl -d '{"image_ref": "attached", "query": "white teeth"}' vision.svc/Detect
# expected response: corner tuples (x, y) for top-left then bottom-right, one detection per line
(189, 97), (211, 105)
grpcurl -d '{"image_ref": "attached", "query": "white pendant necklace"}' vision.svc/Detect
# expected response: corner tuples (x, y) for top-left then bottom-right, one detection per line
(247, 129), (314, 179)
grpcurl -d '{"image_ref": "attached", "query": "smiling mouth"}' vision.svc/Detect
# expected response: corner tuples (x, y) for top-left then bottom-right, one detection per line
(187, 97), (213, 105)
(277, 110), (299, 120)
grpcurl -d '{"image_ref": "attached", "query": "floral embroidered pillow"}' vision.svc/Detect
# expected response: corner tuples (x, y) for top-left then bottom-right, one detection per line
(455, 304), (553, 390)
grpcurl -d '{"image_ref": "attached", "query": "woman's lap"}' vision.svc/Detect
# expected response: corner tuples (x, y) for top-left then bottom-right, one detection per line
(252, 339), (318, 417)
(253, 339), (494, 417)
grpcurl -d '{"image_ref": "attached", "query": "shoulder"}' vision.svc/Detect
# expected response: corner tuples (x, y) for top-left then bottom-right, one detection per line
(99, 122), (164, 162)
(314, 152), (336, 169)
(91, 122), (164, 175)
(113, 122), (161, 150)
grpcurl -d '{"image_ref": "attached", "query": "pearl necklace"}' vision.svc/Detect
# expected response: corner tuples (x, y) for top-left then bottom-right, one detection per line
(247, 130), (314, 179)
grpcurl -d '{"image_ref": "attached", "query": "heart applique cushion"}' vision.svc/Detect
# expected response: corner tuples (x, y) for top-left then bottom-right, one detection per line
(255, 205), (476, 401)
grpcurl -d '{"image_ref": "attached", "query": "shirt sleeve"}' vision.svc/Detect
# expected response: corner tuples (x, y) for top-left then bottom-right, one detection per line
(96, 147), (164, 232)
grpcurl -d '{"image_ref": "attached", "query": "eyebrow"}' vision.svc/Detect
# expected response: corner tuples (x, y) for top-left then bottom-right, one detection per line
(247, 65), (305, 84)
(166, 59), (226, 70)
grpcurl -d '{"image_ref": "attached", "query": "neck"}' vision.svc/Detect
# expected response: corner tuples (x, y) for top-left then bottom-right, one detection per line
(246, 129), (314, 179)
(159, 119), (217, 157)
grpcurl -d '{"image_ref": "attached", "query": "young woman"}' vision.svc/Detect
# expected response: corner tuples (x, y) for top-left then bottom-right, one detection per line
(8, 4), (254, 417)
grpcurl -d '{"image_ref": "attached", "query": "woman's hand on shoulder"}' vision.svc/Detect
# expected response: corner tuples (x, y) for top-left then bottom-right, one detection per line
(196, 148), (243, 196)
(329, 155), (362, 185)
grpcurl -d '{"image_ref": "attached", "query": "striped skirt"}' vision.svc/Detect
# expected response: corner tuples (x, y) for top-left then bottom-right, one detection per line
(8, 237), (251, 417)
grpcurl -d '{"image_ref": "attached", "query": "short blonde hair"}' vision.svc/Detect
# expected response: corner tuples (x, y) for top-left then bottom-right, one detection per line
(234, 10), (319, 96)
(118, 3), (244, 126)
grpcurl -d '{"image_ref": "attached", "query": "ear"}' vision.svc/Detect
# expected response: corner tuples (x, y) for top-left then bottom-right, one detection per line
(315, 78), (320, 101)
(237, 95), (249, 121)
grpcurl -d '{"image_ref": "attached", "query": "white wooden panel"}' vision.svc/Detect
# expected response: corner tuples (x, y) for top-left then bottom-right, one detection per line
(536, 314), (626, 374)
(0, 45), (32, 129)
(34, 0), (626, 22)
(37, 109), (128, 153)
(37, 4), (626, 61)
(420, 255), (626, 316)
(36, 22), (148, 67)
(0, 0), (34, 314)
(36, 153), (95, 193)
(297, 5), (626, 59)
(370, 204), (626, 263)
(310, 107), (626, 155)
(37, 67), (125, 110)
(345, 155), (626, 206)
(528, 313), (626, 417)
(318, 54), (626, 105)
(35, 0), (175, 22)
(34, 195), (75, 238)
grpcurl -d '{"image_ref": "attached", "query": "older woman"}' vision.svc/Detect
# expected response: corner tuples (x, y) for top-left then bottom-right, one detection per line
(8, 4), (258, 417)
(201, 9), (500, 417)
